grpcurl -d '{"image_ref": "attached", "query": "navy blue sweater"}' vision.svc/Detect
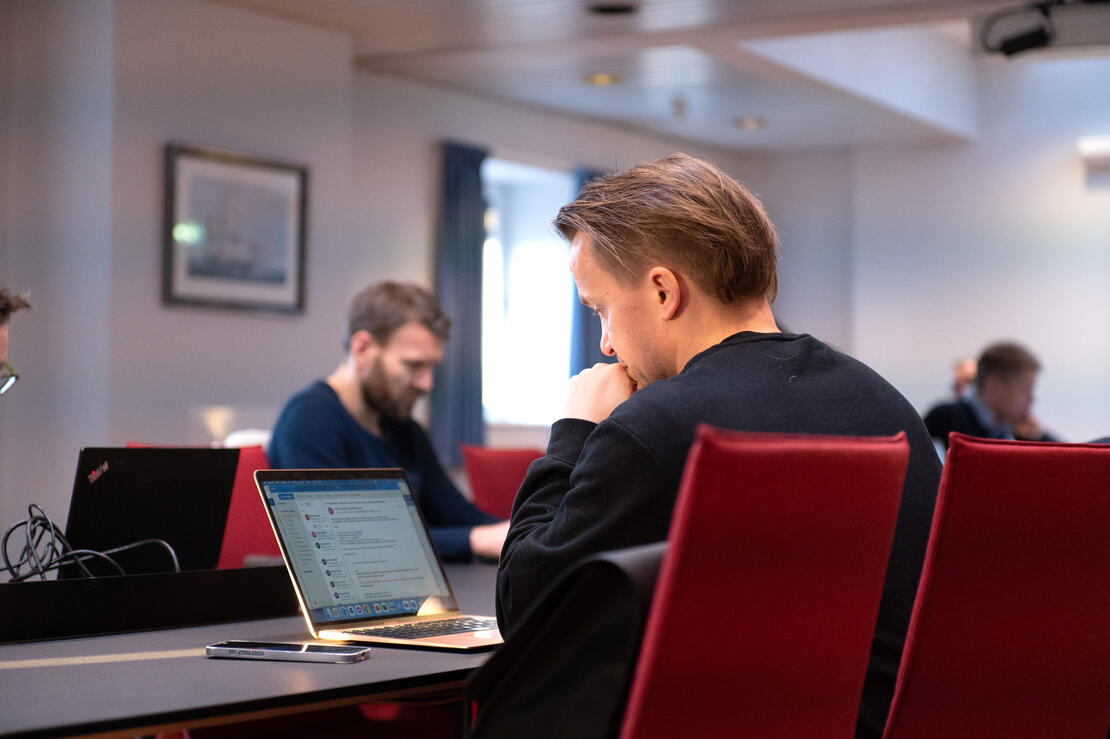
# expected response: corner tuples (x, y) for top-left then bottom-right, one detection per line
(268, 381), (498, 561)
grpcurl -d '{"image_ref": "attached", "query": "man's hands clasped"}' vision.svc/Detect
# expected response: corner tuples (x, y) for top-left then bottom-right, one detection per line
(563, 362), (636, 424)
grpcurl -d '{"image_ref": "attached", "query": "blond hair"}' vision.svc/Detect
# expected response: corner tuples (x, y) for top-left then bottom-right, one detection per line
(554, 153), (778, 303)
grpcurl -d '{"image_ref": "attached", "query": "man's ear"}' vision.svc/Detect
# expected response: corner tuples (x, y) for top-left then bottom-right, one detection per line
(348, 329), (380, 360)
(647, 266), (682, 320)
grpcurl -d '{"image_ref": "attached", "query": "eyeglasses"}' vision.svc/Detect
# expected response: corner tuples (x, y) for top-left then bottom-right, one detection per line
(0, 363), (17, 395)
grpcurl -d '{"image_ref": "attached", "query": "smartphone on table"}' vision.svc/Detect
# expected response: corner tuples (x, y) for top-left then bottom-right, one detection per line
(205, 640), (371, 664)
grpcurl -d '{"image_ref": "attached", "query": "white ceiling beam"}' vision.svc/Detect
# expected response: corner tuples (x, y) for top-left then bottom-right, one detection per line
(737, 25), (978, 140)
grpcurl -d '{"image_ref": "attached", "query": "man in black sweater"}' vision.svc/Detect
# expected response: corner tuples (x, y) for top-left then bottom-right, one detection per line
(495, 153), (941, 738)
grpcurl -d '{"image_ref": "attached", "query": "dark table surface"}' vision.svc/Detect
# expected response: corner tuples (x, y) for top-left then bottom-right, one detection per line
(0, 562), (499, 738)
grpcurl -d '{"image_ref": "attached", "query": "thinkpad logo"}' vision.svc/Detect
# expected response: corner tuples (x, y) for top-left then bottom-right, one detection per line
(87, 461), (109, 485)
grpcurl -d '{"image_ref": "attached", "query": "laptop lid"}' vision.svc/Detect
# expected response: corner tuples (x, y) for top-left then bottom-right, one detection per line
(255, 467), (501, 650)
(62, 447), (239, 577)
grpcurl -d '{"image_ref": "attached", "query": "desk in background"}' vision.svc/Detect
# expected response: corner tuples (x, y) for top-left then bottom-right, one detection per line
(0, 562), (498, 738)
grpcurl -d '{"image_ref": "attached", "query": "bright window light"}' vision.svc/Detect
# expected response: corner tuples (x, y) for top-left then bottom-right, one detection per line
(481, 159), (578, 426)
(1077, 136), (1110, 166)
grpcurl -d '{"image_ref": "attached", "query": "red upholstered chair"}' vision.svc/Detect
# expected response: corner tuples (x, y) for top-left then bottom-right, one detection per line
(215, 444), (281, 569)
(459, 444), (543, 519)
(619, 426), (910, 739)
(881, 433), (1110, 739)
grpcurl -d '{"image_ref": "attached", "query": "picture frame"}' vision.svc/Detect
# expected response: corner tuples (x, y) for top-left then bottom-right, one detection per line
(163, 143), (308, 313)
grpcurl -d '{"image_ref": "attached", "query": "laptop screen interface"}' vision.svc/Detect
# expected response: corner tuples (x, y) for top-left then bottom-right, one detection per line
(260, 476), (455, 625)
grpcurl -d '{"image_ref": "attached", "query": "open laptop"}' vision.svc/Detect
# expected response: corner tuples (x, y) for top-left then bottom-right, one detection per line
(255, 468), (503, 652)
(62, 447), (239, 577)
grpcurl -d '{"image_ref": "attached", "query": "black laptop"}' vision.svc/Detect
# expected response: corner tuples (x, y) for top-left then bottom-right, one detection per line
(60, 447), (239, 577)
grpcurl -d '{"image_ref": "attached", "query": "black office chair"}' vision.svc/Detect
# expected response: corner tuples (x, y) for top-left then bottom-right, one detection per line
(467, 542), (665, 739)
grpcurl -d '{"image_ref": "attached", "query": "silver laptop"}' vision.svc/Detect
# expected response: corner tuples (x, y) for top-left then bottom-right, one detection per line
(255, 468), (502, 651)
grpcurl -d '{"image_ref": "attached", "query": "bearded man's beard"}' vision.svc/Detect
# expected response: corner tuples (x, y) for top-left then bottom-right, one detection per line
(361, 358), (420, 421)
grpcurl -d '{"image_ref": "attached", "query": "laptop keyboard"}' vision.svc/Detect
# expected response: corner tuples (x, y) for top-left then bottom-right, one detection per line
(349, 616), (498, 640)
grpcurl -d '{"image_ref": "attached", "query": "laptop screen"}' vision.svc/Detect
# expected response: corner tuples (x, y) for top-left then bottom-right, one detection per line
(258, 470), (458, 626)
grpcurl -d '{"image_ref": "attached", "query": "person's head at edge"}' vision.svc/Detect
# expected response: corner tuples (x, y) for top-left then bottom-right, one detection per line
(340, 281), (450, 424)
(0, 289), (32, 388)
(554, 153), (780, 394)
(975, 341), (1041, 427)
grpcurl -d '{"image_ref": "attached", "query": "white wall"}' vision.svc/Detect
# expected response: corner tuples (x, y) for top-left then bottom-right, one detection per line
(739, 148), (855, 350)
(105, 0), (357, 446)
(1, 0), (115, 531)
(851, 53), (1110, 442)
(1, 0), (360, 532)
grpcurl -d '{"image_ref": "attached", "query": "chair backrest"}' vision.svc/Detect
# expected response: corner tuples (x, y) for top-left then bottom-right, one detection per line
(459, 444), (544, 519)
(620, 426), (910, 739)
(881, 433), (1110, 739)
(215, 444), (281, 569)
(468, 542), (667, 739)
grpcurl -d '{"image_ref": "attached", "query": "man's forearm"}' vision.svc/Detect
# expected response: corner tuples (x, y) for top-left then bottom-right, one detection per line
(495, 419), (593, 630)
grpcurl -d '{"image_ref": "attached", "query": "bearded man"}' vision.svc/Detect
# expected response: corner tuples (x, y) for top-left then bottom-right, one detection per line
(268, 281), (507, 561)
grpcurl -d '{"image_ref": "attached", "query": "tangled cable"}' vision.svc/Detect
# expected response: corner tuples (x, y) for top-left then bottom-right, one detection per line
(2, 504), (180, 581)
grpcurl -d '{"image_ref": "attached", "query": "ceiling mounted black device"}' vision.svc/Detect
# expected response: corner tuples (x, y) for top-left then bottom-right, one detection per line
(980, 2), (1057, 55)
(979, 0), (1110, 56)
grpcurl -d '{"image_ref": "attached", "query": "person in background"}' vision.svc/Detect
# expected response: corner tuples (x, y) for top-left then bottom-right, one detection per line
(924, 341), (1057, 450)
(951, 356), (977, 400)
(495, 153), (941, 739)
(268, 281), (508, 561)
(0, 288), (32, 396)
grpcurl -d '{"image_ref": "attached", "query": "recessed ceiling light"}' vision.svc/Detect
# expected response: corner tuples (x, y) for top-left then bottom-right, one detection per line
(588, 3), (638, 15)
(584, 72), (623, 87)
(734, 116), (766, 131)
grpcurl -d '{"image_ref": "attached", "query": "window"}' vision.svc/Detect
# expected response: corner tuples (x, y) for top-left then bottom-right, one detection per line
(481, 159), (578, 426)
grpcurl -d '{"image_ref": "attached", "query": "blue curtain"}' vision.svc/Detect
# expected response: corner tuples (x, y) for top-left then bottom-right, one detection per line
(430, 142), (488, 468)
(569, 167), (613, 375)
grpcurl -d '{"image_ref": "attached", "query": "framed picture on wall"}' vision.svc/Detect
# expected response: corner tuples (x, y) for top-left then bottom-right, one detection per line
(162, 143), (308, 313)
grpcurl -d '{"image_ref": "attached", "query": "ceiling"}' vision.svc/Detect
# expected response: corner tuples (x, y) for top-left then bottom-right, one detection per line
(209, 0), (1110, 151)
